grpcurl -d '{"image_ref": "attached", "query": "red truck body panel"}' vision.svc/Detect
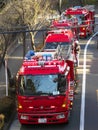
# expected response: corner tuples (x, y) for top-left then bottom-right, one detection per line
(17, 94), (70, 124)
(51, 20), (72, 28)
(65, 8), (88, 15)
(50, 19), (78, 39)
(45, 33), (71, 43)
(16, 52), (73, 125)
(45, 29), (74, 43)
(65, 6), (95, 38)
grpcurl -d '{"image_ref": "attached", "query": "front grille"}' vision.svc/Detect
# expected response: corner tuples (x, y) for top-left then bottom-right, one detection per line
(33, 106), (56, 112)
(32, 115), (53, 119)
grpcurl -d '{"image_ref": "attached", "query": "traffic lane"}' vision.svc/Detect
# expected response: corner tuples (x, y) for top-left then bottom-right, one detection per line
(17, 83), (81, 130)
(7, 44), (23, 76)
(85, 74), (98, 130)
(84, 37), (98, 130)
(9, 118), (21, 130)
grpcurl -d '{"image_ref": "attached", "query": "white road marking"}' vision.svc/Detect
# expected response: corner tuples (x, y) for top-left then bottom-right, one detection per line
(96, 90), (98, 103)
(79, 32), (98, 130)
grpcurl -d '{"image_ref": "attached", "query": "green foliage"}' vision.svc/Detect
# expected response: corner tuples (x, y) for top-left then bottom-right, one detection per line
(0, 96), (15, 122)
(86, 0), (96, 4)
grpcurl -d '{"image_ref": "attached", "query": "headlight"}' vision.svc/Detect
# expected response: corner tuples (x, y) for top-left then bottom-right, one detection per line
(20, 115), (28, 120)
(56, 114), (65, 119)
(62, 103), (66, 108)
(18, 103), (22, 109)
(82, 27), (85, 30)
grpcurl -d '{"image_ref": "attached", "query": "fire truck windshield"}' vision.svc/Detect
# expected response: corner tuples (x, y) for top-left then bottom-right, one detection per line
(44, 42), (70, 50)
(18, 74), (66, 96)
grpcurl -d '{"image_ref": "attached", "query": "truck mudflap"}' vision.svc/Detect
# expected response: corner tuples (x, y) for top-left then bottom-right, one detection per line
(18, 111), (70, 124)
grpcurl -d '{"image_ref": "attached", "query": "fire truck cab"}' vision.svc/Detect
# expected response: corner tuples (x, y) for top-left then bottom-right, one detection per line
(16, 51), (74, 125)
(65, 6), (95, 38)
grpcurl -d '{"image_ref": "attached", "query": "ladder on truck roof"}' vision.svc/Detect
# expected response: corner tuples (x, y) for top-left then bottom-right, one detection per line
(24, 44), (73, 62)
(83, 5), (95, 11)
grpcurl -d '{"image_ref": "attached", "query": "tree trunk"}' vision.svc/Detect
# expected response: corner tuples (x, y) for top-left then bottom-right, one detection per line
(23, 32), (26, 57)
(30, 32), (36, 51)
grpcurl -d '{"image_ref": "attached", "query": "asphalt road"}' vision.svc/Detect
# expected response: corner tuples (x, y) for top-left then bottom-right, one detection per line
(83, 39), (98, 130)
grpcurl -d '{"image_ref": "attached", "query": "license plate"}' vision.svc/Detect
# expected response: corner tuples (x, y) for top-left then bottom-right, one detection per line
(38, 118), (47, 123)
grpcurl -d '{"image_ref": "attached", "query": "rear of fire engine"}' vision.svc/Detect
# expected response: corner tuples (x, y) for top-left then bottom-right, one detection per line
(43, 28), (79, 67)
(50, 17), (78, 39)
(65, 6), (95, 38)
(43, 29), (74, 52)
(16, 51), (73, 125)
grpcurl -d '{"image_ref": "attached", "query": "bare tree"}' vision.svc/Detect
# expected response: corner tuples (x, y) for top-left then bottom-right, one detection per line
(0, 0), (57, 83)
(0, 0), (56, 56)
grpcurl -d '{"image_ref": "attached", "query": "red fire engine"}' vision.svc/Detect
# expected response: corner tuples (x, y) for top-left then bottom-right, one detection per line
(50, 18), (78, 39)
(65, 5), (95, 38)
(44, 29), (74, 50)
(16, 50), (75, 125)
(43, 28), (80, 67)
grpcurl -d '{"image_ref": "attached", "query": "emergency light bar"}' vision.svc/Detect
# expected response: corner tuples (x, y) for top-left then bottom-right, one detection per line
(24, 51), (58, 62)
(23, 60), (64, 67)
(73, 6), (81, 9)
(23, 51), (66, 67)
(48, 29), (70, 35)
(66, 7), (88, 15)
(24, 51), (56, 61)
(24, 50), (69, 67)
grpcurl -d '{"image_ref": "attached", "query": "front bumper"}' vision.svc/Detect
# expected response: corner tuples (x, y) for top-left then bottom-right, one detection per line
(18, 111), (69, 124)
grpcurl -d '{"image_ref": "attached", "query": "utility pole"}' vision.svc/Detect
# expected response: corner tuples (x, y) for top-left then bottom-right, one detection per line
(5, 59), (8, 96)
(58, 0), (62, 15)
(59, 0), (62, 9)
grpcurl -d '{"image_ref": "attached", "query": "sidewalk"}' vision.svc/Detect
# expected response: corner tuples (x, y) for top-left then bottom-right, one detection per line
(0, 65), (6, 98)
(0, 38), (21, 98)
